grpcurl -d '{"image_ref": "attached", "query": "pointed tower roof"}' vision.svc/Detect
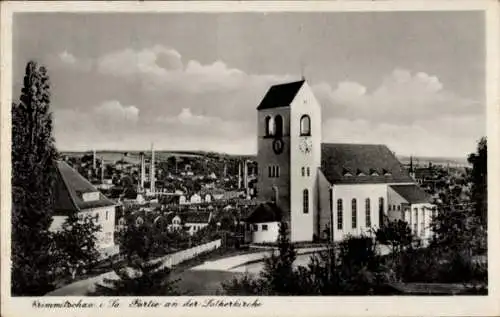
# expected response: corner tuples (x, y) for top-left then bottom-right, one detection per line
(257, 80), (305, 110)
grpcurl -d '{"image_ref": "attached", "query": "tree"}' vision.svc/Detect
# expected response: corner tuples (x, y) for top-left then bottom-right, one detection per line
(375, 219), (414, 256)
(11, 61), (59, 295)
(52, 214), (102, 280)
(91, 256), (180, 296)
(468, 137), (487, 225)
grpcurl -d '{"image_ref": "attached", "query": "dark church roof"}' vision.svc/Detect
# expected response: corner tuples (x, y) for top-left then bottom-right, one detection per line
(321, 143), (413, 184)
(53, 161), (116, 215)
(257, 80), (305, 110)
(246, 202), (283, 223)
(389, 184), (432, 204)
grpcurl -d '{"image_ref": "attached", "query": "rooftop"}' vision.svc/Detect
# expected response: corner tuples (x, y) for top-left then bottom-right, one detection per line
(53, 161), (116, 215)
(321, 143), (414, 185)
(246, 202), (283, 223)
(389, 184), (432, 204)
(257, 80), (305, 110)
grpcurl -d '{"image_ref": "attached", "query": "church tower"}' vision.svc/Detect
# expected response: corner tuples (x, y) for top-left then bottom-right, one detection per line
(256, 79), (322, 242)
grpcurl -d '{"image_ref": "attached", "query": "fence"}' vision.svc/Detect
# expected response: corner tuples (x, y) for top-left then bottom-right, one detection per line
(151, 239), (222, 270)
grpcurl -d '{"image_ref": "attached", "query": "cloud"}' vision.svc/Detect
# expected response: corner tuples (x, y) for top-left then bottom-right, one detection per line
(50, 50), (93, 72)
(96, 45), (293, 95)
(322, 115), (484, 157)
(313, 69), (480, 124)
(94, 100), (139, 124)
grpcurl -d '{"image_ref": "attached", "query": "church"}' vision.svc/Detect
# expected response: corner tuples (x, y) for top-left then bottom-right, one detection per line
(249, 79), (436, 244)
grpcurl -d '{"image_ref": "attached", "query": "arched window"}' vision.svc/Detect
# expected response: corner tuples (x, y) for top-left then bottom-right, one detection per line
(337, 199), (343, 230)
(301, 167), (305, 177)
(274, 115), (283, 137)
(365, 198), (371, 227)
(306, 167), (310, 177)
(413, 208), (418, 233)
(378, 197), (384, 227)
(265, 116), (273, 136)
(272, 186), (278, 203)
(303, 189), (309, 214)
(300, 115), (311, 136)
(351, 198), (357, 229)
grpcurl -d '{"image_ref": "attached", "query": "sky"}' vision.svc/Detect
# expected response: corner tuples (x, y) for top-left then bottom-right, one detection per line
(12, 11), (485, 158)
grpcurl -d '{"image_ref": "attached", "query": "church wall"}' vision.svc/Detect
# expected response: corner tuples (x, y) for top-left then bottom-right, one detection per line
(256, 107), (291, 223)
(289, 84), (322, 242)
(387, 187), (407, 222)
(317, 170), (333, 240)
(331, 184), (388, 241)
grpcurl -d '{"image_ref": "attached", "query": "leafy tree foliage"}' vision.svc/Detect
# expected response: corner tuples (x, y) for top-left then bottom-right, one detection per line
(51, 214), (102, 280)
(468, 137), (487, 224)
(375, 219), (414, 255)
(11, 61), (59, 295)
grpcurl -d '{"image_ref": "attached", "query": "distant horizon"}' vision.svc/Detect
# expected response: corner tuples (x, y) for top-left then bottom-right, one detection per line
(59, 147), (474, 163)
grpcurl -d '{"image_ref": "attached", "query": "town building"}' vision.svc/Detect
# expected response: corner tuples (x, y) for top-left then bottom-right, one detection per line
(51, 160), (118, 259)
(253, 79), (436, 243)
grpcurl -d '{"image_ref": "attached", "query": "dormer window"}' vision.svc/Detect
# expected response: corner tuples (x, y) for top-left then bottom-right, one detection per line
(382, 169), (392, 176)
(342, 168), (352, 177)
(300, 115), (311, 136)
(82, 191), (100, 202)
(356, 169), (366, 176)
(369, 168), (379, 176)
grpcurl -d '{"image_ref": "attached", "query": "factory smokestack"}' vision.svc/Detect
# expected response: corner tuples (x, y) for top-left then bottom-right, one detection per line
(243, 160), (248, 190)
(101, 158), (104, 184)
(237, 161), (242, 189)
(140, 152), (145, 191)
(150, 143), (155, 193)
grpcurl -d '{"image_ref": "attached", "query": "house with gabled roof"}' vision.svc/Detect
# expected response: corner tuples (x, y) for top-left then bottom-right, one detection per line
(51, 160), (118, 258)
(254, 79), (436, 243)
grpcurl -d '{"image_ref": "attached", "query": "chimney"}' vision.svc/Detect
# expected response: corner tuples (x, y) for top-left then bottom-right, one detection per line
(237, 161), (242, 189)
(140, 152), (145, 191)
(150, 143), (155, 193)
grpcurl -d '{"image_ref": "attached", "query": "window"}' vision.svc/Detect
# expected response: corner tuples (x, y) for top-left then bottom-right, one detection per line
(414, 208), (418, 232)
(300, 115), (311, 136)
(307, 167), (310, 177)
(351, 199), (357, 229)
(274, 115), (283, 137)
(329, 189), (333, 214)
(365, 198), (371, 227)
(388, 205), (391, 211)
(397, 205), (401, 211)
(262, 224), (268, 231)
(337, 199), (343, 230)
(265, 116), (273, 136)
(253, 224), (259, 231)
(95, 213), (100, 222)
(106, 211), (109, 220)
(303, 189), (309, 214)
(378, 197), (384, 227)
(272, 186), (278, 203)
(269, 165), (280, 178)
(392, 205), (396, 211)
(302, 167), (305, 177)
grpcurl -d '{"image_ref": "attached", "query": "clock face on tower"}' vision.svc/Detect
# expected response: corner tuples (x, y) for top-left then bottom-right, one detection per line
(273, 138), (284, 155)
(299, 138), (312, 154)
